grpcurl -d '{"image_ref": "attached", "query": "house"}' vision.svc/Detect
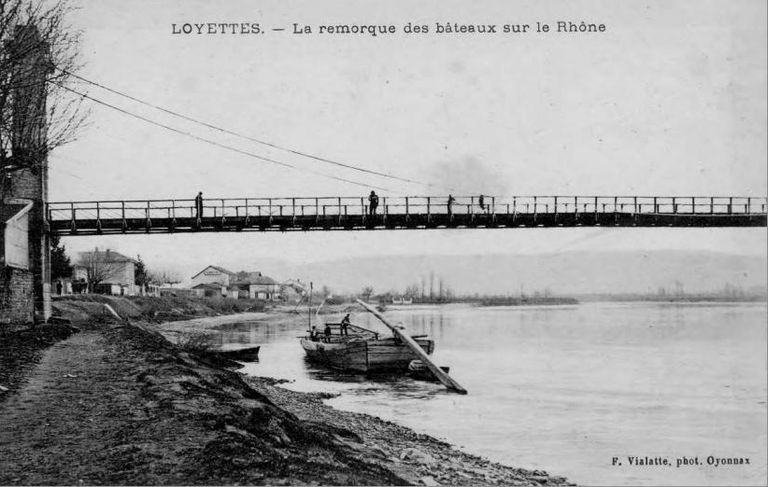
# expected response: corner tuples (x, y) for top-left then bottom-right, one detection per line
(73, 249), (139, 296)
(189, 266), (281, 300)
(229, 271), (281, 300)
(191, 265), (236, 288)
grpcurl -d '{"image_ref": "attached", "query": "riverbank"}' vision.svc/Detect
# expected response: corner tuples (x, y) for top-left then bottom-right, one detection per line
(0, 295), (573, 485)
(245, 377), (566, 486)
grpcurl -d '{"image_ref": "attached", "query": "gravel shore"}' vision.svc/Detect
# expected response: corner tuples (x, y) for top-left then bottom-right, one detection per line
(247, 376), (572, 486)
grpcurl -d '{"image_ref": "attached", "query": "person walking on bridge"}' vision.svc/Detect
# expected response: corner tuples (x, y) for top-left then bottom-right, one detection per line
(447, 194), (456, 219)
(195, 192), (204, 220)
(368, 191), (379, 217)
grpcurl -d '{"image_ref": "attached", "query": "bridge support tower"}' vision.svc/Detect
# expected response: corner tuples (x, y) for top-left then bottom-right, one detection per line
(0, 25), (53, 325)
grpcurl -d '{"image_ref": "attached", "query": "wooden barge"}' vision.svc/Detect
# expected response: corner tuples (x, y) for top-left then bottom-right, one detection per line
(300, 323), (434, 373)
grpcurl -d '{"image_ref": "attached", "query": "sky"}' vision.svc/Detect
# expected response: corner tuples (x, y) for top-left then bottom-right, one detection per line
(49, 0), (767, 280)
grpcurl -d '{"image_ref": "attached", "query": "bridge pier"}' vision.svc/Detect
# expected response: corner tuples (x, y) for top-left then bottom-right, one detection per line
(0, 26), (53, 325)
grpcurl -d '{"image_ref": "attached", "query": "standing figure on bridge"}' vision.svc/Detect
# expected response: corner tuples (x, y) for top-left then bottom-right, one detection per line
(340, 313), (351, 336)
(368, 191), (379, 217)
(195, 192), (204, 220)
(479, 194), (486, 212)
(447, 194), (456, 219)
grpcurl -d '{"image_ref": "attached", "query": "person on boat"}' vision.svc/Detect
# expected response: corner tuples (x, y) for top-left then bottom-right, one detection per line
(340, 314), (350, 336)
(324, 323), (332, 342)
(368, 191), (379, 217)
(447, 194), (456, 219)
(310, 325), (318, 341)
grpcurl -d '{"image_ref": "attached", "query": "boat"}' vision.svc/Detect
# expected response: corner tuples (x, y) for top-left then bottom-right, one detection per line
(300, 322), (434, 373)
(214, 345), (260, 362)
(298, 290), (464, 393)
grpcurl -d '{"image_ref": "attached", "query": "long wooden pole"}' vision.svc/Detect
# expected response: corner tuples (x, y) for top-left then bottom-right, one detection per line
(356, 299), (467, 394)
(307, 282), (313, 331)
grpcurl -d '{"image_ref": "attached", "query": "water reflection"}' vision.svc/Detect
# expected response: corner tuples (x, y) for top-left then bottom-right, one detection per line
(299, 356), (446, 400)
(215, 320), (301, 350)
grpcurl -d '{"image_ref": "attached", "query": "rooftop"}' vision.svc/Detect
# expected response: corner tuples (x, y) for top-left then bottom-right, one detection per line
(75, 249), (136, 264)
(1, 203), (31, 224)
(191, 265), (236, 280)
(234, 275), (277, 286)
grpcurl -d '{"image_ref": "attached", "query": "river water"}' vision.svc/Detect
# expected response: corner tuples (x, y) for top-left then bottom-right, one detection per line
(217, 302), (767, 486)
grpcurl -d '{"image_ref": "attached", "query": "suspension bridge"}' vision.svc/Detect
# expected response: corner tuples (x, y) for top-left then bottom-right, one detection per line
(47, 195), (767, 236)
(41, 68), (768, 235)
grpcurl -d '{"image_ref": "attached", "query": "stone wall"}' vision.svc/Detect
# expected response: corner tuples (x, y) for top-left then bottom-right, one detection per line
(0, 266), (34, 325)
(2, 164), (49, 326)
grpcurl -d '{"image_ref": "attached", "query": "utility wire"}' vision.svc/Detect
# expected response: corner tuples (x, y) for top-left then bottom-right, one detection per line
(51, 81), (397, 193)
(59, 69), (457, 193)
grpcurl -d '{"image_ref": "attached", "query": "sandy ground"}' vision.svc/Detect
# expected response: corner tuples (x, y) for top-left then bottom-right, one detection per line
(0, 297), (573, 485)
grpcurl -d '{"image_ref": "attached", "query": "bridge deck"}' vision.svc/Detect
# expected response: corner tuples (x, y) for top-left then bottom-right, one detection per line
(47, 195), (767, 235)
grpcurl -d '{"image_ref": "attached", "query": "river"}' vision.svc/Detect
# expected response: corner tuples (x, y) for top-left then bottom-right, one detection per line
(214, 302), (767, 486)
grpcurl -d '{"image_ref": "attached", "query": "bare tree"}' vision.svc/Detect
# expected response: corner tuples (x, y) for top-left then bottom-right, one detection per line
(76, 248), (121, 292)
(404, 283), (420, 299)
(361, 285), (374, 301)
(147, 267), (183, 286)
(0, 0), (87, 170)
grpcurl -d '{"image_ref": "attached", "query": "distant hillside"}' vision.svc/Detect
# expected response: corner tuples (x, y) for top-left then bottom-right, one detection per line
(266, 250), (767, 296)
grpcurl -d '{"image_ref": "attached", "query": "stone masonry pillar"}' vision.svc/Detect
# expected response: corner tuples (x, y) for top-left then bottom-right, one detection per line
(6, 25), (54, 322)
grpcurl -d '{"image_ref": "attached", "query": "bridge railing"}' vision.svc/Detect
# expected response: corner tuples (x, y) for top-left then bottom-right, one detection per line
(46, 195), (768, 223)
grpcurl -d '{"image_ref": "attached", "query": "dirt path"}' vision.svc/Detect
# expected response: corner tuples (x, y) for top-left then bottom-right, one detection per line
(0, 326), (215, 485)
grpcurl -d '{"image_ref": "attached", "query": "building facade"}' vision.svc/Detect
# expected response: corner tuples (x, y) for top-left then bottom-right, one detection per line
(190, 265), (236, 288)
(191, 267), (281, 300)
(229, 271), (280, 300)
